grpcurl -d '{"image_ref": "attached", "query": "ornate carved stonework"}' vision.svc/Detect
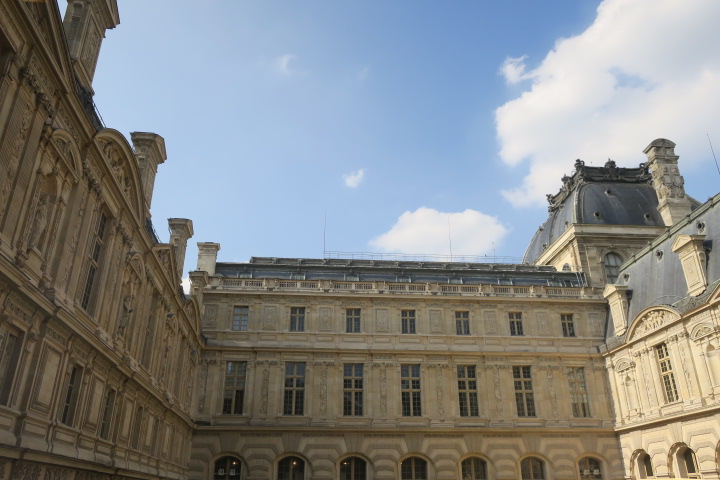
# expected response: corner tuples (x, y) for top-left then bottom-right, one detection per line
(629, 309), (679, 340)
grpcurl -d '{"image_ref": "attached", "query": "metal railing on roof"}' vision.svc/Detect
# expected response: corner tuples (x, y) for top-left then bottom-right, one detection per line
(323, 251), (526, 264)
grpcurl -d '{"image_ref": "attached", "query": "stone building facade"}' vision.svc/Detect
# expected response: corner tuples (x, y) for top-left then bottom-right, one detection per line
(2, 1), (720, 480)
(0, 1), (201, 479)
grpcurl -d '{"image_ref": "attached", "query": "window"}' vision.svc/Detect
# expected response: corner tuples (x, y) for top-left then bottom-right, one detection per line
(0, 326), (20, 405)
(456, 311), (470, 335)
(521, 457), (545, 480)
(81, 212), (108, 310)
(343, 363), (363, 416)
(457, 366), (479, 417)
(214, 456), (242, 480)
(232, 306), (249, 331)
(99, 388), (116, 440)
(130, 406), (143, 450)
(339, 457), (366, 480)
(561, 314), (575, 337)
(509, 312), (523, 336)
(656, 343), (679, 403)
(289, 307), (305, 332)
(513, 366), (536, 417)
(637, 453), (654, 479)
(60, 365), (83, 425)
(346, 308), (361, 333)
(400, 457), (427, 480)
(223, 361), (247, 415)
(283, 362), (305, 415)
(676, 447), (699, 478)
(461, 457), (487, 480)
(604, 252), (623, 283)
(578, 457), (602, 479)
(278, 456), (304, 480)
(567, 367), (590, 417)
(401, 364), (422, 416)
(401, 310), (416, 334)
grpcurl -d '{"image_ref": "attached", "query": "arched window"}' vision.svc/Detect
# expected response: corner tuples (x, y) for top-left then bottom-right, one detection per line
(214, 456), (242, 480)
(520, 457), (545, 480)
(578, 457), (602, 479)
(401, 457), (427, 480)
(340, 456), (366, 480)
(604, 253), (623, 283)
(278, 456), (304, 480)
(635, 452), (654, 478)
(461, 457), (487, 479)
(675, 447), (699, 478)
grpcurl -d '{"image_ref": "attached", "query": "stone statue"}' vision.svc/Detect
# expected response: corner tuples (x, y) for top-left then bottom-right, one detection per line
(27, 194), (53, 251)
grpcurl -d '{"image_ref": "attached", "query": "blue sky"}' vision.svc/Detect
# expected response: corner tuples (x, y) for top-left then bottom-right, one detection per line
(92, 0), (720, 280)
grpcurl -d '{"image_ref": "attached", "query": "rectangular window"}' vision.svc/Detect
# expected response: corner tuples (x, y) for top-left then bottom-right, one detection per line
(457, 365), (479, 417)
(343, 363), (364, 416)
(99, 388), (116, 439)
(401, 364), (422, 416)
(656, 343), (679, 403)
(0, 327), (20, 405)
(290, 307), (305, 332)
(513, 366), (536, 417)
(283, 362), (305, 415)
(232, 306), (249, 331)
(130, 406), (143, 450)
(81, 212), (107, 310)
(455, 311), (470, 335)
(346, 308), (361, 333)
(61, 365), (83, 425)
(567, 367), (590, 417)
(222, 361), (247, 415)
(401, 310), (416, 334)
(509, 312), (523, 336)
(561, 314), (576, 337)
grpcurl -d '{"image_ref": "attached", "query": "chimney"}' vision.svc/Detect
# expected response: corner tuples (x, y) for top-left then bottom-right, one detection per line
(130, 132), (167, 212)
(643, 138), (693, 226)
(168, 218), (193, 280)
(62, 0), (120, 89)
(197, 242), (221, 276)
(604, 284), (630, 336)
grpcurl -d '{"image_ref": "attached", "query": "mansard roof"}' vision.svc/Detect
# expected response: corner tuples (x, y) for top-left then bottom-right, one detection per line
(214, 257), (587, 287)
(523, 159), (665, 263)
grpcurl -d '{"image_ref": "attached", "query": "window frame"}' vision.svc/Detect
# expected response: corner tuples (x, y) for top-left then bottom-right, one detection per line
(289, 307), (305, 332)
(0, 325), (21, 405)
(400, 457), (427, 480)
(283, 362), (306, 416)
(223, 361), (247, 415)
(401, 310), (416, 334)
(578, 457), (602, 479)
(98, 387), (116, 440)
(278, 456), (305, 480)
(561, 313), (576, 337)
(60, 364), (83, 426)
(214, 456), (242, 480)
(520, 457), (545, 480)
(457, 365), (479, 417)
(339, 456), (367, 480)
(400, 364), (422, 416)
(343, 363), (364, 416)
(655, 343), (679, 403)
(567, 367), (590, 418)
(232, 306), (249, 331)
(455, 311), (470, 335)
(461, 457), (487, 480)
(346, 308), (361, 333)
(513, 366), (536, 417)
(509, 312), (524, 336)
(81, 211), (109, 311)
(604, 252), (623, 284)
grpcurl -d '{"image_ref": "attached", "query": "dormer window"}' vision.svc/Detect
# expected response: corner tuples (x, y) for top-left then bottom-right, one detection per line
(604, 252), (623, 284)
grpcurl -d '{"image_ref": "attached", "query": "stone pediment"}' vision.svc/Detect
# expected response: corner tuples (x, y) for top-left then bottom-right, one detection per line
(614, 358), (634, 372)
(690, 323), (717, 340)
(627, 306), (680, 341)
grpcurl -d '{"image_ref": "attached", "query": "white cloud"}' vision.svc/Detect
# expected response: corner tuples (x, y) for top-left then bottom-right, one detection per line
(343, 168), (365, 188)
(274, 53), (297, 76)
(181, 276), (191, 294)
(499, 55), (528, 85)
(495, 0), (720, 207)
(369, 207), (508, 256)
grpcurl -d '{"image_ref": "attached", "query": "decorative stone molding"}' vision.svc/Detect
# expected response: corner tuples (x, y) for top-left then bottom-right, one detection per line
(627, 307), (681, 341)
(671, 234), (709, 296)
